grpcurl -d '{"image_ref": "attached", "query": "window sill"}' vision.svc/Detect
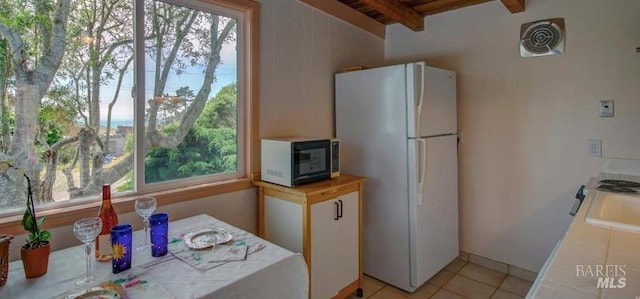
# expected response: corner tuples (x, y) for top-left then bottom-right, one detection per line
(0, 178), (255, 236)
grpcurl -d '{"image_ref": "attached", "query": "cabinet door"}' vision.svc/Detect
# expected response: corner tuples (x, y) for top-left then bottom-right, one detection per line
(336, 191), (360, 290)
(264, 195), (303, 253)
(311, 198), (340, 299)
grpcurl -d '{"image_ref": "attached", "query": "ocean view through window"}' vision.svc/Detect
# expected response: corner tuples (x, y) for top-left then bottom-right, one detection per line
(0, 0), (257, 217)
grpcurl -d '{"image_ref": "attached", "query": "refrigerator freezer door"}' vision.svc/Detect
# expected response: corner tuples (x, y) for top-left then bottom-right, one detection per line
(408, 135), (459, 288)
(407, 63), (457, 138)
(335, 65), (413, 289)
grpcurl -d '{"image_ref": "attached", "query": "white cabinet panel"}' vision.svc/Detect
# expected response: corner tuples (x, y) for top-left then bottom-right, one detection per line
(257, 176), (365, 299)
(264, 195), (303, 253)
(336, 192), (359, 289)
(311, 199), (339, 299)
(311, 191), (359, 299)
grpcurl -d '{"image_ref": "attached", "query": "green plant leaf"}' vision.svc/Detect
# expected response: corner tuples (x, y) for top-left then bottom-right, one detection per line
(27, 232), (36, 243)
(36, 216), (46, 227)
(39, 230), (51, 241)
(22, 209), (35, 233)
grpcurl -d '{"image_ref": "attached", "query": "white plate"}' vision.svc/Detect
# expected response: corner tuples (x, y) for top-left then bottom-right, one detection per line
(183, 228), (233, 249)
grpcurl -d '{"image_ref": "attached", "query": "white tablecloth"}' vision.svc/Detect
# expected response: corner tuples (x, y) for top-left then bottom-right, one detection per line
(0, 214), (309, 299)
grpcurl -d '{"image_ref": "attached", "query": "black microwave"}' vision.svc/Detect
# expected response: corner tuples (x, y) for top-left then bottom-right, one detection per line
(261, 138), (340, 187)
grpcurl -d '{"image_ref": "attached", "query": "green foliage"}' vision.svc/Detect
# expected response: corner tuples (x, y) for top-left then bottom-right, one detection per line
(144, 83), (238, 183)
(145, 127), (236, 182)
(116, 171), (134, 192)
(124, 133), (134, 153)
(1, 109), (14, 134)
(197, 83), (237, 129)
(12, 169), (51, 248)
(0, 0), (55, 59)
(39, 104), (73, 145)
(22, 208), (51, 247)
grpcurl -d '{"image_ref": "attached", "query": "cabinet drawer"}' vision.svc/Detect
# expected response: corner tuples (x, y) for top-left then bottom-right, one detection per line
(309, 184), (358, 204)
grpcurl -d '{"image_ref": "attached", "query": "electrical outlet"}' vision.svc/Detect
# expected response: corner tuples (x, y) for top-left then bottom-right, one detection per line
(588, 139), (602, 157)
(600, 100), (614, 117)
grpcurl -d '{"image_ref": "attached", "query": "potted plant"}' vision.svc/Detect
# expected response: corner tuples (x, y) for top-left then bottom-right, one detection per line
(0, 159), (51, 278)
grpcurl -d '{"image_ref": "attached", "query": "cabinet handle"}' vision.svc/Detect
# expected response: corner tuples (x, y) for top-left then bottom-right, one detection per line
(338, 199), (343, 219)
(334, 201), (339, 221)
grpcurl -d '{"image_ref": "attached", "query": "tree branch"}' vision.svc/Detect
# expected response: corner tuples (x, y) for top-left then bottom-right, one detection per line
(0, 23), (28, 77)
(158, 17), (236, 149)
(35, 0), (72, 98)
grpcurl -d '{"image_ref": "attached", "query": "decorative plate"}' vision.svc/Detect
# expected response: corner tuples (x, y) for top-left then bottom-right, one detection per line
(68, 288), (121, 299)
(183, 228), (233, 249)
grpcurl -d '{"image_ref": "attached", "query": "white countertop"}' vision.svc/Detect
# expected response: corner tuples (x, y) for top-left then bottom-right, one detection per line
(530, 178), (640, 298)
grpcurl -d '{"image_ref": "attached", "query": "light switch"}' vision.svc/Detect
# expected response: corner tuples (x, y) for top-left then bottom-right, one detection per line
(600, 100), (614, 118)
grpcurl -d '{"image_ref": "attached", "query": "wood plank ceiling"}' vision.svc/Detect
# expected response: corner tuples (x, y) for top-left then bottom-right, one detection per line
(336, 0), (525, 31)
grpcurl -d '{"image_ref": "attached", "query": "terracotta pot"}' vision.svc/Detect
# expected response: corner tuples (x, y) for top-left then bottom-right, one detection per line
(20, 241), (50, 279)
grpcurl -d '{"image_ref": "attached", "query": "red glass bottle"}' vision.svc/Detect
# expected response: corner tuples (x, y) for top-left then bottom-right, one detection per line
(95, 184), (118, 262)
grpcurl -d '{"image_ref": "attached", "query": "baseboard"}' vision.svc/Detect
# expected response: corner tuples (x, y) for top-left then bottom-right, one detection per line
(457, 251), (538, 282)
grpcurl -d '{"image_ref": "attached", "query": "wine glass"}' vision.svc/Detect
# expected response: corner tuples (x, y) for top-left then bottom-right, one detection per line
(73, 217), (102, 285)
(135, 197), (157, 251)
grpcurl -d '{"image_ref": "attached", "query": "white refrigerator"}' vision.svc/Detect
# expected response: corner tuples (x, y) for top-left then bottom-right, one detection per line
(335, 62), (459, 292)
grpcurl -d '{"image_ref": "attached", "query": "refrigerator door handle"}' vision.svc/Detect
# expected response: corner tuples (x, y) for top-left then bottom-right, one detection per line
(415, 62), (426, 131)
(417, 139), (427, 206)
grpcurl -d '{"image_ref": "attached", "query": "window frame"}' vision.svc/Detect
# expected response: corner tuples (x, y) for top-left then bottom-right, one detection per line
(0, 0), (259, 236)
(135, 0), (247, 193)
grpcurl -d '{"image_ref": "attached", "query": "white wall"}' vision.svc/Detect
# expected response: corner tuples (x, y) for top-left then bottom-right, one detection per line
(386, 0), (640, 271)
(8, 189), (257, 261)
(259, 0), (384, 138)
(7, 0), (384, 261)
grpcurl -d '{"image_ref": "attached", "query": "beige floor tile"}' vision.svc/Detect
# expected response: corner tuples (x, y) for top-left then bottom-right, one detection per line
(431, 289), (467, 299)
(491, 289), (523, 299)
(362, 275), (386, 297)
(369, 286), (409, 299)
(458, 263), (508, 287)
(499, 276), (533, 297)
(508, 265), (537, 282)
(446, 259), (468, 273)
(443, 275), (496, 299)
(469, 254), (509, 274)
(405, 283), (439, 298)
(428, 270), (456, 287)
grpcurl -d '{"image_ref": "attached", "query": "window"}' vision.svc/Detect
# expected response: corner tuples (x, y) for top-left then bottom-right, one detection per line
(0, 0), (258, 217)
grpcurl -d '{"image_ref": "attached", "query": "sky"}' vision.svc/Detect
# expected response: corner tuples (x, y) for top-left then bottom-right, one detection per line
(98, 38), (237, 123)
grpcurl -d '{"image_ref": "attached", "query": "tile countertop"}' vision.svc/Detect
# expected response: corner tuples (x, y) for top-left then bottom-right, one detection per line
(529, 178), (640, 299)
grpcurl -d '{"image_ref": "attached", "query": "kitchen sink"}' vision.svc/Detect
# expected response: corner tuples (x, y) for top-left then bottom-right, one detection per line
(585, 192), (640, 232)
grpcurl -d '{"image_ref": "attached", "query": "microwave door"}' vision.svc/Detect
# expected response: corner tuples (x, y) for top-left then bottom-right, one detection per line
(293, 140), (331, 186)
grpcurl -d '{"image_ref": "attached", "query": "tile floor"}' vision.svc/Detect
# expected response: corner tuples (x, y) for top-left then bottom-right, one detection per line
(354, 258), (534, 299)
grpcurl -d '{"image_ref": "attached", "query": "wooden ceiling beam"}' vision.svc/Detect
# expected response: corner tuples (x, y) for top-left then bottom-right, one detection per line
(299, 0), (386, 38)
(414, 0), (494, 16)
(360, 0), (425, 31)
(500, 0), (525, 13)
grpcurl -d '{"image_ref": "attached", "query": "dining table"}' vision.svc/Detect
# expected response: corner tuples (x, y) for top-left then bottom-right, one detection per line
(0, 214), (309, 299)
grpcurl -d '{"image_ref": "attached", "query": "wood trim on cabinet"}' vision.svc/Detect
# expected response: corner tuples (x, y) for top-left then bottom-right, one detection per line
(254, 175), (367, 299)
(258, 185), (265, 237)
(303, 200), (312, 295)
(358, 182), (365, 296)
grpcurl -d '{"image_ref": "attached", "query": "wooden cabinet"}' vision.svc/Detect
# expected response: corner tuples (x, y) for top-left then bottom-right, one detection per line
(255, 175), (366, 299)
